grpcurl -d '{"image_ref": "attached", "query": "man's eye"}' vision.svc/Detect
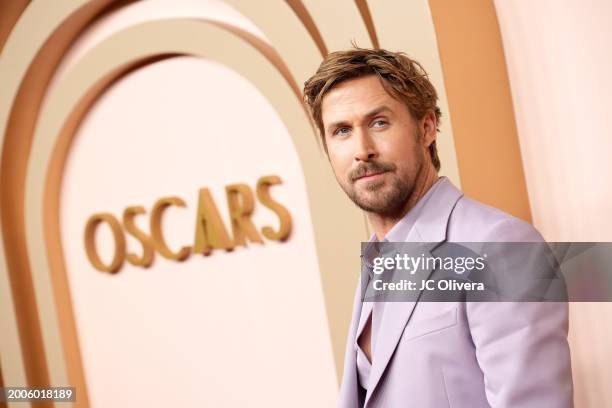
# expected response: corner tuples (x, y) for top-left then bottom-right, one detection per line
(372, 120), (388, 128)
(334, 127), (351, 136)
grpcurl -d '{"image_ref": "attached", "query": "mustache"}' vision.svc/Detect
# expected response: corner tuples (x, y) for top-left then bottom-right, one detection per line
(350, 161), (396, 181)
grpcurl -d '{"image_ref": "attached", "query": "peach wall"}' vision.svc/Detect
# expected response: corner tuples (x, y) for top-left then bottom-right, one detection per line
(495, 1), (612, 406)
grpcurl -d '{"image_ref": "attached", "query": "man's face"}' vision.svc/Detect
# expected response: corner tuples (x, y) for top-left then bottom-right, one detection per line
(321, 75), (429, 215)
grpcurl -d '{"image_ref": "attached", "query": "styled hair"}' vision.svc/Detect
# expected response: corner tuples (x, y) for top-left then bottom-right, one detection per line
(303, 47), (441, 171)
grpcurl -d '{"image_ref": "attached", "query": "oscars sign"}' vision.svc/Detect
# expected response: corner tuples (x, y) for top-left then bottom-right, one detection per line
(83, 175), (292, 273)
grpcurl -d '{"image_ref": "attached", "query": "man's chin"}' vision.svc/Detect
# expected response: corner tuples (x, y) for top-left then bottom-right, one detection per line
(360, 179), (387, 190)
(351, 194), (395, 214)
(349, 186), (409, 214)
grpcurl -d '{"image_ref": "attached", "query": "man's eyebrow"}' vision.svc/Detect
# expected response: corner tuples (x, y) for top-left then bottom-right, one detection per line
(364, 105), (393, 119)
(325, 105), (393, 134)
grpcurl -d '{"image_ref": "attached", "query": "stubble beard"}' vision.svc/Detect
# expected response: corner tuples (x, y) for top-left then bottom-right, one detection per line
(342, 147), (424, 217)
(345, 170), (415, 216)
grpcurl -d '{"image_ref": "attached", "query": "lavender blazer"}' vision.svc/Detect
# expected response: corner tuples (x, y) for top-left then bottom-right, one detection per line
(338, 178), (573, 407)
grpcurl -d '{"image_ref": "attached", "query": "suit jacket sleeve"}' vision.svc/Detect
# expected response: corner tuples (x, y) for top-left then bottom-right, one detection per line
(466, 218), (574, 407)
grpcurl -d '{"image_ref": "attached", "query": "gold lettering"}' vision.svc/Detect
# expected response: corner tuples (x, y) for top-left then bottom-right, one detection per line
(150, 197), (191, 261)
(84, 213), (126, 273)
(256, 175), (292, 241)
(193, 188), (234, 254)
(84, 175), (293, 271)
(226, 183), (263, 247)
(123, 206), (154, 267)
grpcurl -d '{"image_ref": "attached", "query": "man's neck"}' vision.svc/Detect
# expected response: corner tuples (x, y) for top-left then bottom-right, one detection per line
(368, 164), (439, 240)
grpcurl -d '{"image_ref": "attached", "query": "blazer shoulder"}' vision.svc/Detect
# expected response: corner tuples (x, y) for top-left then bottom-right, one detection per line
(447, 195), (544, 242)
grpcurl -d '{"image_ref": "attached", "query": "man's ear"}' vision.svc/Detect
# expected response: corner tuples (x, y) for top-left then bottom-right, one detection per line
(420, 110), (437, 147)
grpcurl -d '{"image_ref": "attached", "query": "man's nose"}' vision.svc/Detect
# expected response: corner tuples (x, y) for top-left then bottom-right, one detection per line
(354, 129), (378, 162)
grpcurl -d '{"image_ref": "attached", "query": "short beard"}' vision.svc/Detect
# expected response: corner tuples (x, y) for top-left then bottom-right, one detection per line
(345, 171), (415, 216)
(341, 134), (424, 216)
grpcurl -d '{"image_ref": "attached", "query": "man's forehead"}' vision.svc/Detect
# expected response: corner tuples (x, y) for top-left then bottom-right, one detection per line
(321, 76), (397, 123)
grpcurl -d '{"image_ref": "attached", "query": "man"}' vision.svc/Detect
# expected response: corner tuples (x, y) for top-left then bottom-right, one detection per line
(303, 48), (573, 407)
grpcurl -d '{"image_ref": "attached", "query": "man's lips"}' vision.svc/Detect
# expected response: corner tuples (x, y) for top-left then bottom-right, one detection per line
(355, 171), (388, 181)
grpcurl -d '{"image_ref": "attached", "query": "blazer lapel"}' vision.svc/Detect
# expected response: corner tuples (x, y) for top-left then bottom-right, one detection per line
(364, 180), (463, 407)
